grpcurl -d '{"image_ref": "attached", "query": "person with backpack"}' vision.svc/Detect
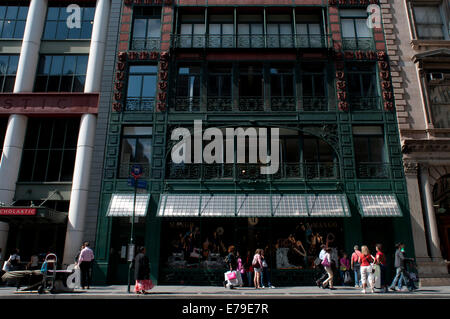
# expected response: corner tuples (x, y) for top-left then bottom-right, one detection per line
(321, 248), (335, 290)
(252, 249), (263, 289)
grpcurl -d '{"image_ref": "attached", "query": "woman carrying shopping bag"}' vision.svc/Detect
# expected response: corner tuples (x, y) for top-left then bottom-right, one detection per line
(134, 247), (154, 294)
(358, 245), (375, 294)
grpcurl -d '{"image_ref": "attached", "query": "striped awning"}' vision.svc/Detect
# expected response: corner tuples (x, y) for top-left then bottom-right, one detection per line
(157, 194), (350, 217)
(357, 194), (402, 217)
(107, 194), (150, 217)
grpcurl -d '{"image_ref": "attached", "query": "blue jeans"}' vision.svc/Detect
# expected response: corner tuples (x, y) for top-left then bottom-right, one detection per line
(353, 267), (361, 286)
(261, 267), (272, 287)
(390, 267), (408, 289)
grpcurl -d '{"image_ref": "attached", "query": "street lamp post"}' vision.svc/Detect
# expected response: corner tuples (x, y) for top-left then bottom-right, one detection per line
(127, 164), (142, 293)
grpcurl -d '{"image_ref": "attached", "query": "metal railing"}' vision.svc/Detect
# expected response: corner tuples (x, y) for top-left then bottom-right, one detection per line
(172, 34), (330, 49)
(342, 37), (375, 50)
(125, 98), (155, 112)
(173, 96), (201, 112)
(356, 162), (391, 179)
(207, 97), (233, 112)
(270, 96), (297, 111)
(302, 96), (328, 111)
(238, 96), (265, 112)
(349, 96), (381, 111)
(130, 38), (161, 51)
(166, 162), (340, 180)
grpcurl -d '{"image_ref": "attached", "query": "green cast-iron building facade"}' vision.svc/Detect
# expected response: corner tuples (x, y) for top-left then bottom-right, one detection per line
(93, 0), (415, 286)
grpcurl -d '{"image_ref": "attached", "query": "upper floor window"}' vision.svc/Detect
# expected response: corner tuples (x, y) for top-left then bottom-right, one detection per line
(296, 14), (323, 48)
(353, 126), (389, 178)
(267, 14), (293, 48)
(340, 9), (373, 50)
(270, 66), (296, 111)
(411, 3), (449, 40)
(427, 70), (450, 128)
(239, 64), (264, 111)
(131, 7), (161, 50)
(43, 5), (95, 40)
(208, 14), (234, 48)
(126, 65), (157, 112)
(119, 126), (152, 179)
(207, 64), (232, 111)
(175, 65), (202, 112)
(347, 63), (379, 111)
(238, 14), (264, 48)
(179, 14), (205, 48)
(34, 55), (88, 92)
(19, 118), (79, 182)
(0, 5), (28, 39)
(301, 63), (327, 111)
(0, 55), (18, 92)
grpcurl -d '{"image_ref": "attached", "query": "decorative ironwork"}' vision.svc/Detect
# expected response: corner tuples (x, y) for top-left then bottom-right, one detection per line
(131, 38), (161, 51)
(125, 98), (155, 111)
(173, 97), (201, 112)
(239, 97), (264, 112)
(342, 37), (375, 50)
(356, 163), (391, 179)
(207, 97), (233, 112)
(172, 34), (329, 49)
(350, 96), (381, 111)
(303, 97), (328, 111)
(270, 96), (296, 111)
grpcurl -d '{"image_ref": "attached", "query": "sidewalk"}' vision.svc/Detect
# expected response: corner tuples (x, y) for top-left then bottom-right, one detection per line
(1, 285), (450, 298)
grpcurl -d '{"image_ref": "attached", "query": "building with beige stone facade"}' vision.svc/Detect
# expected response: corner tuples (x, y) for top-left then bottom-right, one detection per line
(382, 0), (450, 284)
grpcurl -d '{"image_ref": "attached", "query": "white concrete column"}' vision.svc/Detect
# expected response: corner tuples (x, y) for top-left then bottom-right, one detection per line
(63, 0), (110, 265)
(420, 165), (442, 260)
(0, 0), (47, 249)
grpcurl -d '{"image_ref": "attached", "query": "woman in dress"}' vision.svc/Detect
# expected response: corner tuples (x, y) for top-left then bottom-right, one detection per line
(134, 246), (154, 294)
(252, 249), (263, 289)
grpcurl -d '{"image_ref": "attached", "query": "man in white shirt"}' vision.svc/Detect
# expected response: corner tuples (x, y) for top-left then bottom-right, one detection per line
(78, 242), (94, 289)
(316, 245), (328, 287)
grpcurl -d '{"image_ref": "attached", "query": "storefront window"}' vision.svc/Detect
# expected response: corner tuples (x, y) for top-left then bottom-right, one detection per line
(160, 218), (344, 272)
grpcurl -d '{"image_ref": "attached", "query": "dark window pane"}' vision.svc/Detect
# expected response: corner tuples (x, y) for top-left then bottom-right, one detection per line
(63, 56), (76, 75)
(43, 21), (57, 39)
(120, 138), (136, 163)
(0, 7), (6, 19)
(303, 138), (318, 162)
(33, 150), (49, 181)
(60, 76), (73, 92)
(2, 76), (15, 92)
(80, 21), (92, 38)
(133, 19), (147, 38)
(135, 138), (152, 163)
(65, 120), (79, 148)
(56, 21), (68, 39)
(38, 121), (52, 148)
(0, 56), (8, 74)
(83, 7), (95, 21)
(60, 150), (76, 181)
(353, 136), (369, 163)
(370, 137), (385, 162)
(38, 56), (51, 75)
(285, 138), (300, 162)
(68, 24), (81, 39)
(142, 75), (156, 97)
(2, 20), (14, 38)
(46, 150), (63, 181)
(50, 56), (64, 75)
(47, 76), (61, 91)
(314, 75), (325, 96)
(51, 121), (66, 148)
(7, 55), (18, 74)
(34, 76), (48, 92)
(24, 121), (40, 149)
(18, 7), (28, 20)
(127, 76), (142, 97)
(76, 56), (88, 74)
(72, 75), (85, 92)
(46, 7), (60, 20)
(19, 150), (34, 181)
(13, 20), (25, 38)
(5, 6), (18, 20)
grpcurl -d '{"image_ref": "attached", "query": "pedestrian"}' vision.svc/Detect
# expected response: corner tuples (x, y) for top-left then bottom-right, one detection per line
(351, 245), (362, 288)
(359, 245), (375, 294)
(134, 246), (153, 294)
(252, 249), (263, 289)
(236, 251), (245, 286)
(244, 251), (253, 287)
(374, 244), (387, 293)
(389, 243), (414, 291)
(321, 248), (335, 290)
(315, 244), (328, 287)
(8, 249), (21, 271)
(78, 241), (95, 289)
(225, 245), (237, 272)
(339, 252), (350, 286)
(260, 249), (275, 289)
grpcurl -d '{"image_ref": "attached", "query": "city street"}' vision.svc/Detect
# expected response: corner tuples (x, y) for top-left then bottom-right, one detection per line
(1, 285), (450, 299)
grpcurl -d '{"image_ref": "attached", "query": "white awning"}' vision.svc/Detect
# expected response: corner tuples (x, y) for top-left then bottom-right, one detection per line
(157, 194), (351, 218)
(107, 194), (150, 217)
(358, 194), (402, 217)
(307, 194), (351, 217)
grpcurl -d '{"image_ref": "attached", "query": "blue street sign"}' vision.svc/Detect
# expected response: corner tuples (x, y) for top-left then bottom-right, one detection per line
(131, 164), (143, 178)
(128, 178), (148, 189)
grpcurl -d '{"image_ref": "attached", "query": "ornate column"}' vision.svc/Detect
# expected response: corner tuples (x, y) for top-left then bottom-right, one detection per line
(420, 164), (442, 260)
(403, 161), (429, 261)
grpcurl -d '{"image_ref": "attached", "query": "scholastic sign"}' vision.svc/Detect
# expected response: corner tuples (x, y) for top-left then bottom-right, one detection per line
(0, 208), (37, 216)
